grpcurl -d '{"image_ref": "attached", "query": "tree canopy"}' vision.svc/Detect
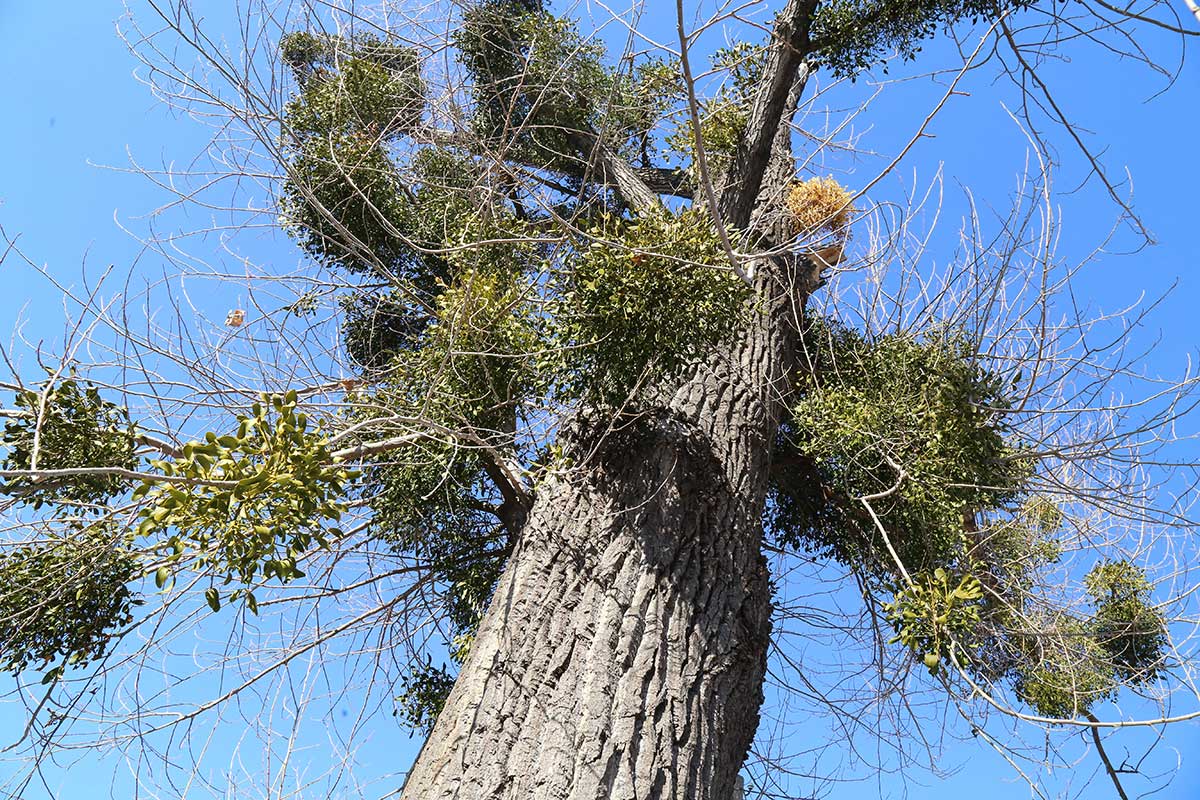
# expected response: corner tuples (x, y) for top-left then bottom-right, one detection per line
(1, 0), (1198, 797)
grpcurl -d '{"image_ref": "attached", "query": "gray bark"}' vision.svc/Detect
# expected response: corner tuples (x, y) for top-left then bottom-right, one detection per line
(398, 4), (819, 797)
(398, 251), (815, 799)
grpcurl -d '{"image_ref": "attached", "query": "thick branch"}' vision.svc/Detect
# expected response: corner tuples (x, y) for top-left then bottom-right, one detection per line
(719, 0), (818, 229)
(421, 126), (691, 204)
(481, 457), (531, 535)
(635, 166), (693, 199)
(568, 131), (660, 212)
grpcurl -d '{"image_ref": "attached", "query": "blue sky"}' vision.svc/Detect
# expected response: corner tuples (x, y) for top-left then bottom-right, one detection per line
(1, 1), (1199, 798)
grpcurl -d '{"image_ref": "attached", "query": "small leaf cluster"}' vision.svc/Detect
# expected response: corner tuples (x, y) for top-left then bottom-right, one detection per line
(134, 391), (357, 608)
(812, 0), (1034, 79)
(885, 568), (984, 673)
(0, 523), (140, 675)
(395, 660), (458, 736)
(554, 208), (751, 405)
(1, 376), (137, 508)
(1085, 560), (1167, 682)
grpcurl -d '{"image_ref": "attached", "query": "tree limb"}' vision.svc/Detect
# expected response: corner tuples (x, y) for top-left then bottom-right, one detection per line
(568, 131), (661, 212)
(421, 125), (691, 204)
(719, 0), (818, 230)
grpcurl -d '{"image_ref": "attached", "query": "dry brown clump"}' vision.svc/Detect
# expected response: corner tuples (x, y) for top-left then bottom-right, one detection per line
(786, 176), (855, 241)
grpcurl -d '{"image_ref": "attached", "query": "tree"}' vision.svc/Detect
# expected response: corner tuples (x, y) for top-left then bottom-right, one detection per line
(1, 0), (1198, 798)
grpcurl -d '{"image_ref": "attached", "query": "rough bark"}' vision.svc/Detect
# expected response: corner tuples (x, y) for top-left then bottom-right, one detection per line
(398, 5), (819, 797)
(399, 249), (814, 799)
(719, 0), (816, 229)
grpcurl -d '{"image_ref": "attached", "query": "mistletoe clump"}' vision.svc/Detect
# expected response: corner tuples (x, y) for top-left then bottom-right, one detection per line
(1009, 560), (1166, 717)
(1012, 613), (1120, 718)
(1, 376), (137, 508)
(1086, 560), (1167, 682)
(556, 208), (751, 405)
(278, 33), (432, 284)
(773, 321), (1031, 573)
(0, 523), (141, 678)
(134, 391), (357, 612)
(812, 0), (1035, 78)
(765, 321), (1166, 716)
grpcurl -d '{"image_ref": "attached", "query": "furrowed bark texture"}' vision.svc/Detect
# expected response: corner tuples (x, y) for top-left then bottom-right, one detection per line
(400, 258), (810, 800)
(399, 5), (816, 797)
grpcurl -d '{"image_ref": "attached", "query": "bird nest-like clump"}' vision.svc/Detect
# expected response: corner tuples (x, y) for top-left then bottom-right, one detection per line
(787, 176), (855, 241)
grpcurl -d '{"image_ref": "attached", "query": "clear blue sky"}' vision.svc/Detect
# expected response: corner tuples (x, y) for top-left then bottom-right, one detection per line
(1, 1), (1199, 799)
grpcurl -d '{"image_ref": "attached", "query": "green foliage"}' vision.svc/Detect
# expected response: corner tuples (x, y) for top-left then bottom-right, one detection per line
(971, 495), (1064, 602)
(368, 434), (508, 627)
(454, 2), (607, 170)
(428, 270), (541, 409)
(667, 43), (765, 176)
(396, 661), (457, 735)
(358, 269), (536, 690)
(372, 269), (542, 429)
(0, 523), (140, 675)
(280, 31), (424, 130)
(761, 323), (1167, 717)
(279, 31), (327, 75)
(285, 55), (424, 138)
(606, 59), (684, 163)
(812, 0), (1034, 79)
(281, 31), (426, 76)
(280, 129), (414, 278)
(1085, 560), (1167, 682)
(554, 208), (751, 405)
(774, 322), (1031, 573)
(364, 433), (506, 736)
(1013, 614), (1118, 718)
(1008, 561), (1165, 719)
(279, 36), (470, 291)
(885, 569), (984, 674)
(1, 376), (137, 508)
(134, 391), (357, 608)
(327, 140), (528, 360)
(341, 290), (429, 373)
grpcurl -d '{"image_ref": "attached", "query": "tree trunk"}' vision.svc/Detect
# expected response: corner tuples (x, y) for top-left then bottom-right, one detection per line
(400, 255), (810, 800)
(400, 1), (817, 792)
